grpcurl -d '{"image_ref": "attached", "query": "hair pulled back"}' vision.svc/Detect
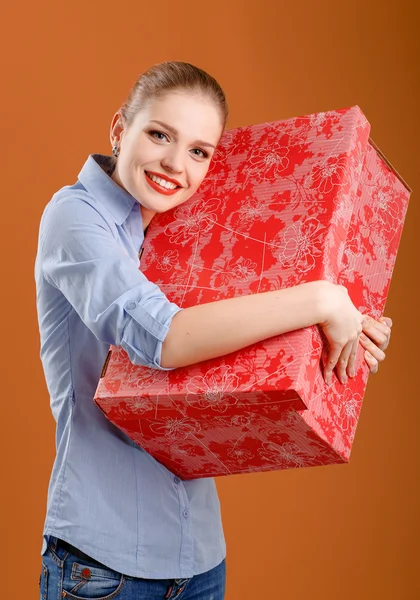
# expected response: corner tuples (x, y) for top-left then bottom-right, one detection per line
(119, 61), (228, 130)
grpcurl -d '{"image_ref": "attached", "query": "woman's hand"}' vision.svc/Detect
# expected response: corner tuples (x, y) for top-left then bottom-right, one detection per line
(358, 315), (393, 374)
(318, 283), (364, 386)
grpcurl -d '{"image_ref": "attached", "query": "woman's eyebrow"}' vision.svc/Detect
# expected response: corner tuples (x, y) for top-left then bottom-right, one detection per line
(148, 119), (216, 149)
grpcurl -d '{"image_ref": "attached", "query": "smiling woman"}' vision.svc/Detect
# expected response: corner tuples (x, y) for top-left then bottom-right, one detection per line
(35, 60), (392, 600)
(110, 90), (224, 226)
(108, 62), (228, 228)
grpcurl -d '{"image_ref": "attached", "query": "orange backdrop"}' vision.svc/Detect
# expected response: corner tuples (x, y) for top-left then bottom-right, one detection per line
(2, 1), (419, 598)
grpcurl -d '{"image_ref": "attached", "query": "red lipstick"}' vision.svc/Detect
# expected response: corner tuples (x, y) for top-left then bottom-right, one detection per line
(146, 171), (182, 187)
(145, 171), (181, 196)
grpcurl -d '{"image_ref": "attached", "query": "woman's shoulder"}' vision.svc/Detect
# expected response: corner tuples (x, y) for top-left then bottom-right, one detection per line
(41, 182), (110, 230)
(47, 181), (96, 211)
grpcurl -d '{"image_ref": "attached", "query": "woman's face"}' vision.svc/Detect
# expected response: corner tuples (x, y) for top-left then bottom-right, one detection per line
(110, 90), (224, 218)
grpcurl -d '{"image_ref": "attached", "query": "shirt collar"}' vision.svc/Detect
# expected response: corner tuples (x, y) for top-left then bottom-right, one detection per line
(78, 154), (138, 225)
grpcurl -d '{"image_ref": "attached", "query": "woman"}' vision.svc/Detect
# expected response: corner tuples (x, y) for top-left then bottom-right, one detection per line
(35, 61), (392, 600)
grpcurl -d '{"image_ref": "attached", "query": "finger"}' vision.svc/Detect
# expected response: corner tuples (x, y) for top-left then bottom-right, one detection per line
(380, 316), (393, 328)
(364, 350), (379, 374)
(359, 332), (386, 362)
(335, 340), (353, 385)
(362, 316), (391, 351)
(346, 337), (360, 379)
(324, 342), (346, 385)
(362, 315), (391, 338)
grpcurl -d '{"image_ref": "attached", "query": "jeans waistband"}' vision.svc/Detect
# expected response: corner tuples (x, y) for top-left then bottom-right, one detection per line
(55, 537), (107, 567)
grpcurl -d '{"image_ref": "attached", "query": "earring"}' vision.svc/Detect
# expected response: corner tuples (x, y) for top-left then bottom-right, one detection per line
(112, 145), (120, 158)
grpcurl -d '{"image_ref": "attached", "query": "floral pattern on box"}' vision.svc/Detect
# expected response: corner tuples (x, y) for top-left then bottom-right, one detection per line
(94, 105), (410, 479)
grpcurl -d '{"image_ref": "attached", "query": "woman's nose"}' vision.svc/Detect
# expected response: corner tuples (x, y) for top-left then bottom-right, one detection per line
(161, 148), (184, 174)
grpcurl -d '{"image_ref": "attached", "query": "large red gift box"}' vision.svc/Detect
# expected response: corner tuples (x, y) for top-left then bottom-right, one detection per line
(94, 106), (410, 479)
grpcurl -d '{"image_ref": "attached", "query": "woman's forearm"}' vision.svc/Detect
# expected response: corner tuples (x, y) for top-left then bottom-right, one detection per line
(160, 280), (329, 368)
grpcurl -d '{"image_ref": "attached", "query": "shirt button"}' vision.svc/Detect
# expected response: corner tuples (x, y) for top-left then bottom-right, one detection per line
(182, 510), (190, 518)
(174, 477), (180, 484)
(126, 301), (136, 310)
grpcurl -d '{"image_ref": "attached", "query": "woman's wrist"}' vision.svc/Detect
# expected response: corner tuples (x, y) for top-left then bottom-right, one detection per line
(269, 279), (333, 333)
(309, 279), (336, 325)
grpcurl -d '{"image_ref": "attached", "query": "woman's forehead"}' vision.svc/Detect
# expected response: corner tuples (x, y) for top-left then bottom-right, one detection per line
(133, 91), (223, 141)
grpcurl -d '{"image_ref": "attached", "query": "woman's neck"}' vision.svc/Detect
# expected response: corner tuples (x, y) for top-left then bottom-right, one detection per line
(140, 205), (156, 231)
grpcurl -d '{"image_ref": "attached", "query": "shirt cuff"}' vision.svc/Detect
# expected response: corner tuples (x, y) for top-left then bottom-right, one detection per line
(121, 298), (183, 370)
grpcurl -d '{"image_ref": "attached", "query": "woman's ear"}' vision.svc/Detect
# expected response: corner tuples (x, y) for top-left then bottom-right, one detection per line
(109, 111), (124, 146)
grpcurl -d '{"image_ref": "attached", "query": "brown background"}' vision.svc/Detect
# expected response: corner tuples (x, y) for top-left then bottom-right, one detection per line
(1, 1), (419, 598)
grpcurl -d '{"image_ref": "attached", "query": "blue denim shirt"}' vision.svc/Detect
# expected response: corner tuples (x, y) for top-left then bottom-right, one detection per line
(34, 153), (226, 578)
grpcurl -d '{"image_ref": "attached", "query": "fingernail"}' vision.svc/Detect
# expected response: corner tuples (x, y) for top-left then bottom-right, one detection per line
(381, 317), (393, 327)
(342, 376), (348, 384)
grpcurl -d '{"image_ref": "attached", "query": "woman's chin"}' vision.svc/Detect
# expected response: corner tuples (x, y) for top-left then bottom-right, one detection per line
(137, 196), (176, 215)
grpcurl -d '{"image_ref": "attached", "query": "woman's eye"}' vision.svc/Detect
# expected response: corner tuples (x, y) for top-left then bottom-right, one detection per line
(149, 130), (169, 141)
(191, 148), (209, 159)
(147, 131), (208, 159)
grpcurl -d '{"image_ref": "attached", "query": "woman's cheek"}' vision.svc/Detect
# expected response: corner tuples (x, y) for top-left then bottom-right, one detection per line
(195, 166), (210, 188)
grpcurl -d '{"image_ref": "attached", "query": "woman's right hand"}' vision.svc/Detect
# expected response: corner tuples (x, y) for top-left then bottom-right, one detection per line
(317, 283), (364, 385)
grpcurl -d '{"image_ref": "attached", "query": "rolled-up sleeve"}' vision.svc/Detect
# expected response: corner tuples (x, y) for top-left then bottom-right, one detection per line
(40, 197), (182, 369)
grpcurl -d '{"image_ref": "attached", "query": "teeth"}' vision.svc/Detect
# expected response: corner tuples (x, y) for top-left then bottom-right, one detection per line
(148, 172), (177, 190)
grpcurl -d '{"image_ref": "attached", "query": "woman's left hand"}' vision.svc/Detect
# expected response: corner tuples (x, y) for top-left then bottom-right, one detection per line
(357, 315), (393, 374)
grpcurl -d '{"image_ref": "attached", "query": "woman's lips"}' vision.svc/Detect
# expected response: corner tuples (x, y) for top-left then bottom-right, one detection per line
(144, 171), (180, 196)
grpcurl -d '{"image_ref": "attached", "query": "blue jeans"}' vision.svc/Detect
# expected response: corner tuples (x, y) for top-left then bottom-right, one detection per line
(39, 536), (226, 599)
